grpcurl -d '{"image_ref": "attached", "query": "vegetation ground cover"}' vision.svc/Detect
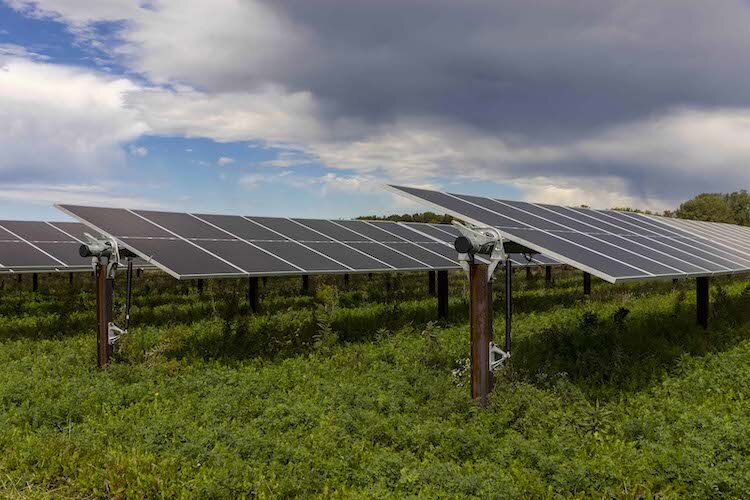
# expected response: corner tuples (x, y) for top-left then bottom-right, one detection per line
(1, 269), (750, 497)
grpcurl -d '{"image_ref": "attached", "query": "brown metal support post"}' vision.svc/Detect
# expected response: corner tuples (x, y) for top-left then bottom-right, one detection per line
(428, 270), (436, 296)
(437, 270), (449, 320)
(545, 266), (552, 288)
(32, 273), (38, 292)
(248, 276), (259, 313)
(583, 272), (591, 296)
(302, 275), (310, 294)
(697, 276), (709, 329)
(505, 258), (512, 354)
(95, 261), (114, 368)
(470, 262), (493, 407)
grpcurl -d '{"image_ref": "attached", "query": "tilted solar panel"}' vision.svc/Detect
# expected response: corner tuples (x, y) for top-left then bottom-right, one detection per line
(388, 185), (750, 283)
(56, 205), (560, 279)
(0, 220), (153, 274)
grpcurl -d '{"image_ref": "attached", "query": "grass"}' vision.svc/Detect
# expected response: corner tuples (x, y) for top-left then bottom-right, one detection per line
(1, 270), (750, 497)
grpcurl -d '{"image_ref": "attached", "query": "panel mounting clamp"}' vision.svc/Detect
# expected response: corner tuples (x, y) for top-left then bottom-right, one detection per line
(452, 221), (506, 281)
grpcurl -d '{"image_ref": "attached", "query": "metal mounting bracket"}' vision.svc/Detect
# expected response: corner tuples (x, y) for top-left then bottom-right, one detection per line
(83, 233), (121, 278)
(107, 322), (127, 345)
(453, 221), (507, 281)
(489, 341), (510, 370)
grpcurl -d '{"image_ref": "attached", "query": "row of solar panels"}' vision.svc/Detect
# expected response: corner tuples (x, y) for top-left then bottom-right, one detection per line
(0, 220), (154, 273)
(390, 185), (750, 283)
(55, 205), (559, 279)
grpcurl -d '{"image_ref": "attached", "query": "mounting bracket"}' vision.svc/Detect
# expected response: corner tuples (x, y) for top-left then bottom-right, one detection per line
(107, 322), (127, 345)
(489, 341), (510, 370)
(453, 221), (507, 282)
(81, 233), (121, 278)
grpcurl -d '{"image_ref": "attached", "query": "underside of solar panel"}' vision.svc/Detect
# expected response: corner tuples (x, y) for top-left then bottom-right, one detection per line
(388, 185), (750, 284)
(55, 205), (560, 279)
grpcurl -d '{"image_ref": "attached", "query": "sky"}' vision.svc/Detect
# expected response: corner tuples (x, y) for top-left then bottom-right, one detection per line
(2, 1), (750, 221)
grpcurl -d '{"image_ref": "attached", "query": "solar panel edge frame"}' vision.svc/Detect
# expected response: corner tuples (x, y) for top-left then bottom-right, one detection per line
(55, 204), (184, 280)
(386, 184), (681, 284)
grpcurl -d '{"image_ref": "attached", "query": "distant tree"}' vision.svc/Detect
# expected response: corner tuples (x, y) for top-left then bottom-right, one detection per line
(675, 193), (736, 223)
(357, 212), (454, 224)
(725, 190), (750, 226)
(611, 207), (657, 215)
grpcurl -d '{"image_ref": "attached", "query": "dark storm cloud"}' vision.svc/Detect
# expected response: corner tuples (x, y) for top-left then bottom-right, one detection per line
(240, 0), (750, 141)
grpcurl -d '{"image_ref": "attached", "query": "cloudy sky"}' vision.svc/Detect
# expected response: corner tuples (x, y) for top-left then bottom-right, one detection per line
(2, 0), (750, 220)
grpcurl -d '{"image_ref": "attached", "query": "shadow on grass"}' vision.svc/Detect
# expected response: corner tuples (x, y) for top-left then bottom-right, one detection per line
(505, 282), (750, 400)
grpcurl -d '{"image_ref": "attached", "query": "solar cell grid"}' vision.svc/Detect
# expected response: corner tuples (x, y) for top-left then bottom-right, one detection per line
(56, 204), (561, 278)
(389, 184), (750, 283)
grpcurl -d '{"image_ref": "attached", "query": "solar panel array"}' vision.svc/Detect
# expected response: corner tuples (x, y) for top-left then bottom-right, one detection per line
(0, 220), (151, 274)
(389, 185), (750, 283)
(57, 205), (560, 279)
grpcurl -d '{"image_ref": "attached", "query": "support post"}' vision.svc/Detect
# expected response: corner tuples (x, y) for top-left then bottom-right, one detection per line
(583, 272), (591, 296)
(437, 270), (449, 320)
(69, 272), (74, 287)
(505, 258), (512, 353)
(196, 279), (204, 294)
(136, 268), (142, 278)
(343, 273), (350, 289)
(95, 261), (114, 368)
(428, 270), (436, 296)
(673, 278), (679, 286)
(697, 276), (709, 329)
(262, 277), (268, 288)
(17, 275), (22, 284)
(525, 267), (532, 281)
(545, 266), (552, 288)
(470, 263), (493, 407)
(302, 275), (310, 295)
(124, 258), (133, 331)
(248, 276), (259, 313)
(32, 273), (38, 292)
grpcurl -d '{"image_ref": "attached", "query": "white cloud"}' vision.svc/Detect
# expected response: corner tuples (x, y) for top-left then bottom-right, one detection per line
(0, 56), (147, 180)
(0, 43), (49, 60)
(128, 145), (148, 157)
(217, 156), (235, 166)
(128, 85), (322, 144)
(0, 182), (162, 208)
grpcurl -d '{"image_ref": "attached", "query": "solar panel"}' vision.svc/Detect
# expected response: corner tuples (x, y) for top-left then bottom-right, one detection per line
(0, 220), (154, 274)
(57, 205), (561, 279)
(388, 185), (750, 283)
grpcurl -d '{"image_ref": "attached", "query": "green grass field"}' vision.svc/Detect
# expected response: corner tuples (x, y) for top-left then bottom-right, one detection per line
(1, 270), (750, 498)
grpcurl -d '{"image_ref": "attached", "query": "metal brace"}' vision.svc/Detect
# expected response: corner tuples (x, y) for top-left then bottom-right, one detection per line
(489, 341), (511, 370)
(453, 221), (507, 282)
(83, 233), (121, 279)
(108, 322), (127, 345)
